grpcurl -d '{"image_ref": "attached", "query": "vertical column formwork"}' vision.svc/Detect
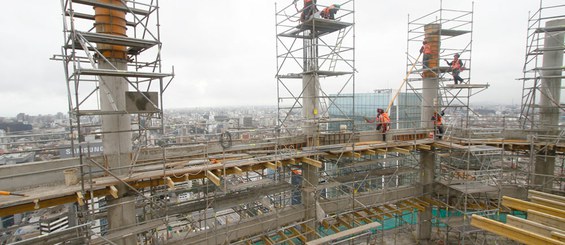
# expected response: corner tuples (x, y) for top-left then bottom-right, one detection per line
(94, 2), (135, 245)
(534, 19), (565, 190)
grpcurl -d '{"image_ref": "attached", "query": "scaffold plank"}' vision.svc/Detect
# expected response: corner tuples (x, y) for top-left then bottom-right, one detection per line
(471, 215), (564, 245)
(73, 0), (150, 15)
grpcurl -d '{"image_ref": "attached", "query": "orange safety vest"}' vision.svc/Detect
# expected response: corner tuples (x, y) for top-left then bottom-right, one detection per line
(451, 58), (461, 70)
(322, 6), (331, 16)
(379, 113), (390, 123)
(433, 114), (442, 126)
(423, 44), (432, 54)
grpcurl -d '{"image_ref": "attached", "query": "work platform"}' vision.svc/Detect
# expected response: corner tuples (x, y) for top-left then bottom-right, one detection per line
(0, 138), (436, 217)
(278, 17), (352, 38)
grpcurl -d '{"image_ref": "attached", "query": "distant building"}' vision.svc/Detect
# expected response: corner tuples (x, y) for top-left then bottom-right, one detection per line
(0, 122), (32, 133)
(243, 116), (253, 128)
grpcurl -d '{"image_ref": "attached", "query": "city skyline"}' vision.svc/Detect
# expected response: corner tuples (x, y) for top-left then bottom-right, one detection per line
(0, 1), (548, 117)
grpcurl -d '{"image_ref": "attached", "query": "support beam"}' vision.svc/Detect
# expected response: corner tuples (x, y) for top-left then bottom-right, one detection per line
(506, 215), (562, 238)
(164, 176), (174, 189)
(529, 190), (565, 204)
(471, 215), (564, 245)
(289, 226), (307, 243)
(233, 166), (243, 175)
(305, 221), (381, 245)
(362, 149), (376, 155)
(343, 152), (361, 158)
(76, 192), (85, 206)
(262, 235), (275, 245)
(552, 232), (565, 242)
(301, 157), (322, 168)
(530, 196), (565, 211)
(528, 209), (565, 231)
(502, 196), (565, 219)
(264, 162), (277, 170)
(206, 170), (221, 186)
(278, 231), (295, 245)
(417, 144), (432, 151)
(376, 149), (387, 155)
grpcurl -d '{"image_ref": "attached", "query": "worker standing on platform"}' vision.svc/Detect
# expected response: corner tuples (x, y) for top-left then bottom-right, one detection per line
(420, 41), (432, 68)
(444, 53), (464, 84)
(301, 0), (318, 22)
(365, 108), (390, 141)
(431, 110), (445, 140)
(320, 4), (340, 20)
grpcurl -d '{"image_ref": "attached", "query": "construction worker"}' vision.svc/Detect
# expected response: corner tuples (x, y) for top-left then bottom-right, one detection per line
(444, 53), (464, 84)
(365, 108), (390, 141)
(431, 110), (445, 140)
(320, 4), (340, 20)
(419, 41), (432, 68)
(301, 0), (318, 22)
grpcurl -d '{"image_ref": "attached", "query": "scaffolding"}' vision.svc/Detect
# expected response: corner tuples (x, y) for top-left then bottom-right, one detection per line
(519, 0), (565, 193)
(405, 1), (490, 128)
(3, 2), (565, 245)
(275, 0), (356, 140)
(56, 0), (173, 242)
(519, 0), (565, 131)
(434, 127), (504, 244)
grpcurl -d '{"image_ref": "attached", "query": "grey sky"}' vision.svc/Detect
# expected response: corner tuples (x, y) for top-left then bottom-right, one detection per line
(0, 1), (547, 117)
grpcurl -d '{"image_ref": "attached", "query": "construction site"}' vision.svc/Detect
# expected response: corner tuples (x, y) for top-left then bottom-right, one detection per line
(1, 0), (565, 244)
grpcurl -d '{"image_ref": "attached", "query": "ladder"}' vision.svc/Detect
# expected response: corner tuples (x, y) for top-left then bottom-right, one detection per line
(329, 28), (347, 71)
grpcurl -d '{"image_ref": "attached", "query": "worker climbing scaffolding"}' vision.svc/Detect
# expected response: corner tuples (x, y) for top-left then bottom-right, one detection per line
(431, 110), (445, 140)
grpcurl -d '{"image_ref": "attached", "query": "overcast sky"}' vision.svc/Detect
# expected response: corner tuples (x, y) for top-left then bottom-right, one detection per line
(0, 1), (552, 117)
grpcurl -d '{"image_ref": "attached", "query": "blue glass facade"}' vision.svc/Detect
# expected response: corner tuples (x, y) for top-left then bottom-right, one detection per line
(328, 90), (421, 130)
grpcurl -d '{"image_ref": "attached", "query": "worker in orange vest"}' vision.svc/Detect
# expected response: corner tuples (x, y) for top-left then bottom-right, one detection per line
(431, 110), (445, 139)
(365, 108), (390, 141)
(444, 53), (464, 84)
(301, 0), (318, 22)
(419, 41), (432, 68)
(320, 4), (340, 20)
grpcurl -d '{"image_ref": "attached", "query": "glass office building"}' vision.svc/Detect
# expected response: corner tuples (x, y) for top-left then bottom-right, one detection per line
(327, 90), (421, 131)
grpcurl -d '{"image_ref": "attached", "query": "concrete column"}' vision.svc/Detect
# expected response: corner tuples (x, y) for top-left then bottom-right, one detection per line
(535, 19), (565, 190)
(302, 36), (319, 240)
(99, 59), (136, 245)
(539, 19), (565, 130)
(418, 151), (434, 243)
(421, 24), (441, 129)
